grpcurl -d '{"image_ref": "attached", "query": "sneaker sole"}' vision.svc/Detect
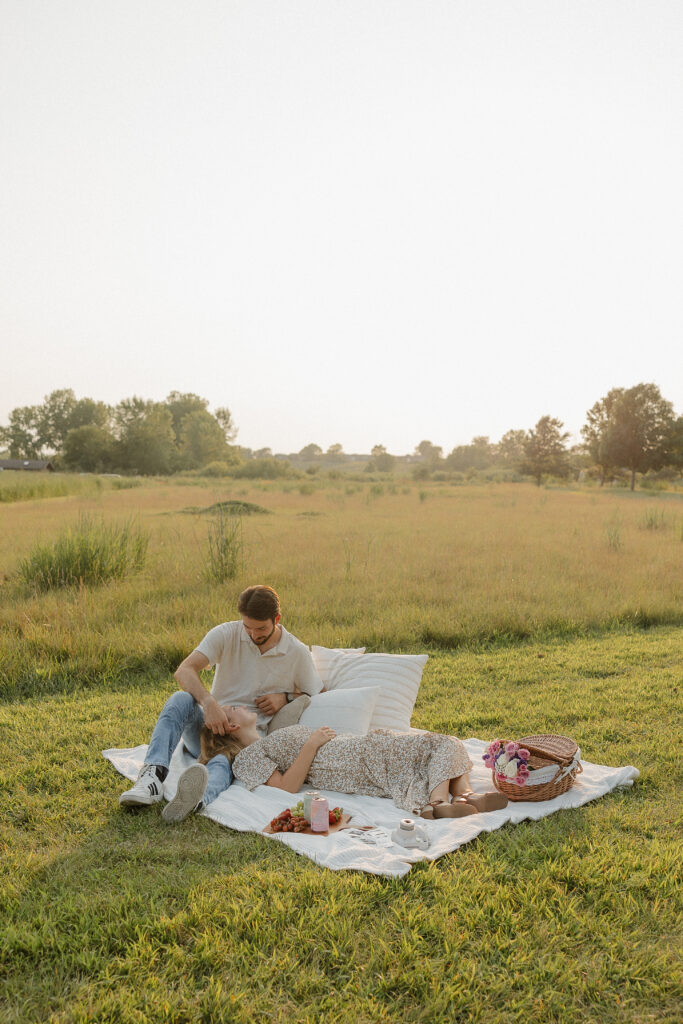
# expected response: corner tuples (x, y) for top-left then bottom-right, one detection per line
(119, 781), (164, 807)
(161, 764), (208, 823)
(119, 792), (161, 807)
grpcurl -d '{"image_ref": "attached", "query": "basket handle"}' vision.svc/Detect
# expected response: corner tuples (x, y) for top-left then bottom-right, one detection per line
(522, 743), (576, 768)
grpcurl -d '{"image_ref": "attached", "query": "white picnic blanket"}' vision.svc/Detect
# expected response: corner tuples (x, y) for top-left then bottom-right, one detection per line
(103, 739), (639, 878)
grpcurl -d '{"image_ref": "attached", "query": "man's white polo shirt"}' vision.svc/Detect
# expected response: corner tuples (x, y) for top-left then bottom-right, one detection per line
(195, 620), (322, 732)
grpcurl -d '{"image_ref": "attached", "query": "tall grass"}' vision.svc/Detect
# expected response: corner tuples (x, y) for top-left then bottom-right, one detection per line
(1, 481), (681, 699)
(0, 471), (102, 503)
(206, 508), (243, 582)
(639, 507), (667, 530)
(18, 514), (149, 590)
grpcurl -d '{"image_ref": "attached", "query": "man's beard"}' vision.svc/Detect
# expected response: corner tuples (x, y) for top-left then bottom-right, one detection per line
(252, 625), (276, 646)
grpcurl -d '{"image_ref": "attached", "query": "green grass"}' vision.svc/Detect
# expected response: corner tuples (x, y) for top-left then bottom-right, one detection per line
(205, 509), (244, 583)
(1, 628), (681, 1023)
(0, 471), (106, 503)
(1, 482), (681, 701)
(1, 480), (681, 1020)
(18, 514), (149, 591)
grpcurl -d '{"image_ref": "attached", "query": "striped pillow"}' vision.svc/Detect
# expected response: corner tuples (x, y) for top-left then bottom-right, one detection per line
(310, 645), (366, 686)
(324, 652), (428, 732)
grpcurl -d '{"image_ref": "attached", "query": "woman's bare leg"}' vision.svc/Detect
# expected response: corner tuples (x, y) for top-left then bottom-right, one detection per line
(425, 775), (477, 818)
(428, 774), (473, 804)
(428, 779), (451, 805)
(449, 773), (471, 798)
(450, 772), (508, 812)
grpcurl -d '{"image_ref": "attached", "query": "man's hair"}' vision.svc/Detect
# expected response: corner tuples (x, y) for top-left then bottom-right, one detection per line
(237, 584), (281, 622)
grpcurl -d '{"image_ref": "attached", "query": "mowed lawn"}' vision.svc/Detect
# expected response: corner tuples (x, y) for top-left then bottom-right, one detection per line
(1, 478), (681, 1022)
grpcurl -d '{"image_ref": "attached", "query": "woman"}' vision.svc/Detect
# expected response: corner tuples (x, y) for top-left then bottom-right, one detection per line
(203, 705), (507, 818)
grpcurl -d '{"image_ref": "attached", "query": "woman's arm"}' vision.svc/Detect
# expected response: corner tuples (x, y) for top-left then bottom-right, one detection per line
(265, 727), (335, 793)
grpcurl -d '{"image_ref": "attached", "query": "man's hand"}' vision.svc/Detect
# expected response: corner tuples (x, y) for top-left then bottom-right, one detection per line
(202, 696), (231, 735)
(255, 692), (288, 717)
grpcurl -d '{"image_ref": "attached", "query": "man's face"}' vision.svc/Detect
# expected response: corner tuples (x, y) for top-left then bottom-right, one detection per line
(241, 615), (279, 646)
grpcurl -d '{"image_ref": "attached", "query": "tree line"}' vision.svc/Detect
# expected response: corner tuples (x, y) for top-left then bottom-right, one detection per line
(292, 383), (682, 491)
(1, 382), (680, 489)
(0, 390), (237, 475)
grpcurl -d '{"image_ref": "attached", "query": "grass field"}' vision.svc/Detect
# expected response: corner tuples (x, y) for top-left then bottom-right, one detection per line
(1, 478), (681, 1022)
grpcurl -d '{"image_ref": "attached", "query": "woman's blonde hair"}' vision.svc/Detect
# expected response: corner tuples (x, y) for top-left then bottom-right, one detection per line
(198, 725), (244, 765)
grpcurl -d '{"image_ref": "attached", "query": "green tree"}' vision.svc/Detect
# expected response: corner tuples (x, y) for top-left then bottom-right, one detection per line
(414, 440), (443, 464)
(113, 396), (156, 434)
(214, 406), (238, 443)
(298, 443), (322, 461)
(69, 398), (111, 432)
(116, 405), (176, 475)
(164, 392), (209, 443)
(370, 444), (395, 472)
(0, 405), (42, 457)
(599, 383), (676, 491)
(178, 409), (230, 469)
(31, 390), (111, 454)
(581, 388), (624, 485)
(446, 436), (494, 471)
(63, 425), (116, 472)
(36, 389), (77, 451)
(668, 416), (683, 469)
(325, 443), (344, 463)
(521, 416), (570, 486)
(496, 429), (526, 466)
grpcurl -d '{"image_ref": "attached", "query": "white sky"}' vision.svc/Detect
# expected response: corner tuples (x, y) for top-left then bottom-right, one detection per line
(2, 0), (682, 454)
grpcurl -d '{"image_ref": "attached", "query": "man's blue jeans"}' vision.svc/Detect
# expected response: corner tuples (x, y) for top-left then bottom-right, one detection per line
(144, 691), (233, 807)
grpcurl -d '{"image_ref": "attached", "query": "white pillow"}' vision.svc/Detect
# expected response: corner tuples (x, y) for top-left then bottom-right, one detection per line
(310, 645), (366, 685)
(299, 686), (378, 735)
(324, 651), (428, 732)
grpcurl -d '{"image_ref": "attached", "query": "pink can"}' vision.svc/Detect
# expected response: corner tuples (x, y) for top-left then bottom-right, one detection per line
(310, 796), (329, 832)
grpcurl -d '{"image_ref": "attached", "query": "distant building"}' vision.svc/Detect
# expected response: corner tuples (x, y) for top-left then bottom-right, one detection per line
(0, 459), (56, 472)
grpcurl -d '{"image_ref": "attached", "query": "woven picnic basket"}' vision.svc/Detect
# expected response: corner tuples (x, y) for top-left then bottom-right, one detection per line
(492, 734), (582, 802)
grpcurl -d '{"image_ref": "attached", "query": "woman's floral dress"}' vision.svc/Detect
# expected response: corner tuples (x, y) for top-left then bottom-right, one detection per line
(232, 723), (472, 812)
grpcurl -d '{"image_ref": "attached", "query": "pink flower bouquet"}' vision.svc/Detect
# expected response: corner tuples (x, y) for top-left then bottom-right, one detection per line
(483, 740), (531, 786)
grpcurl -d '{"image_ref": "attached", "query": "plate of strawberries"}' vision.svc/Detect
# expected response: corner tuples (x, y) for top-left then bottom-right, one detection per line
(264, 803), (350, 836)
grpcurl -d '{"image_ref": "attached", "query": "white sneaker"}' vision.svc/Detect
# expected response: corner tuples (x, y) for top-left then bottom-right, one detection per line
(119, 764), (165, 807)
(161, 763), (209, 824)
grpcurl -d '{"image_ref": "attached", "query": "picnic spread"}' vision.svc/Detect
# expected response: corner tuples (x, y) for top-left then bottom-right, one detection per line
(104, 737), (638, 878)
(106, 646), (639, 877)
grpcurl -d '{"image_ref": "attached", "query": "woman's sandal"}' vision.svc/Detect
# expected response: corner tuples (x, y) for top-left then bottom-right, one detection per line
(420, 800), (454, 819)
(421, 798), (477, 819)
(460, 791), (508, 813)
(432, 797), (478, 818)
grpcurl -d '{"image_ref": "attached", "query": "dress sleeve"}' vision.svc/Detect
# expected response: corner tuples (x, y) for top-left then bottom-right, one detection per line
(232, 742), (279, 790)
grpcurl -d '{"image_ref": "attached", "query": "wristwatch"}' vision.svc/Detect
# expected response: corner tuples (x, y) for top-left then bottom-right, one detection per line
(285, 692), (296, 703)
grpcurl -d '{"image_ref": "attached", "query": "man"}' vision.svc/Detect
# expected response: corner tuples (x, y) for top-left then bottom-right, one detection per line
(119, 584), (322, 821)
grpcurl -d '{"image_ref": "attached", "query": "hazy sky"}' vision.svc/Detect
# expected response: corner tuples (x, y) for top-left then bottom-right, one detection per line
(2, 1), (682, 453)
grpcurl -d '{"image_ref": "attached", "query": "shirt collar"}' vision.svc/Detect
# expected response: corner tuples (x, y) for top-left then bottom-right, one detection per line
(239, 622), (291, 656)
